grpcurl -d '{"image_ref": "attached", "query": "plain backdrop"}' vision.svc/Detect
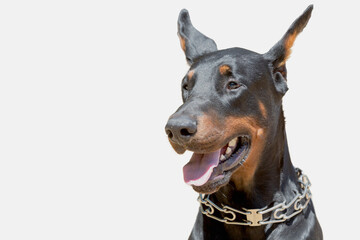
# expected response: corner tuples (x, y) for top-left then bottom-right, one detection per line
(0, 0), (359, 239)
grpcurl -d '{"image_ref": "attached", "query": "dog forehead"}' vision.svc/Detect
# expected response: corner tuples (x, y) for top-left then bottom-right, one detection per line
(192, 48), (267, 75)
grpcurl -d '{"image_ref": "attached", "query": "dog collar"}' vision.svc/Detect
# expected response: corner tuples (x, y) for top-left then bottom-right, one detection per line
(198, 169), (312, 227)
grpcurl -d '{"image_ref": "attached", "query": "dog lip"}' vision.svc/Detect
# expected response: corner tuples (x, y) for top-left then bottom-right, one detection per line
(188, 135), (250, 160)
(192, 173), (231, 194)
(168, 135), (222, 155)
(169, 139), (187, 154)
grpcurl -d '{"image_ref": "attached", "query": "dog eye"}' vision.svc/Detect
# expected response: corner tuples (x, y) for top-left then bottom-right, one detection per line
(227, 81), (241, 90)
(183, 84), (189, 91)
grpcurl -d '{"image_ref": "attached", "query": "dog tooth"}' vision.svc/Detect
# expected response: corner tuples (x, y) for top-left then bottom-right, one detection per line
(226, 147), (232, 155)
(220, 155), (226, 161)
(228, 138), (238, 147)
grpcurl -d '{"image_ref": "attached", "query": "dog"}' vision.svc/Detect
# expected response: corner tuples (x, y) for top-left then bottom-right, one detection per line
(165, 5), (322, 240)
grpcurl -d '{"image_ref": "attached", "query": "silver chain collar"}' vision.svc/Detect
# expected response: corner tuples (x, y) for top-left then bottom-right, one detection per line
(198, 170), (312, 227)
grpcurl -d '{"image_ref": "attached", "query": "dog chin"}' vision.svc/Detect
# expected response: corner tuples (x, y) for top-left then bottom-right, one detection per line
(192, 173), (231, 194)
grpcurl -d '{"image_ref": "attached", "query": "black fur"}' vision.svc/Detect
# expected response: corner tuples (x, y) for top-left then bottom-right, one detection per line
(165, 5), (322, 240)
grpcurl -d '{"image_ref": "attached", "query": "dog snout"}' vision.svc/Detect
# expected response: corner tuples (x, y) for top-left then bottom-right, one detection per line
(165, 115), (197, 144)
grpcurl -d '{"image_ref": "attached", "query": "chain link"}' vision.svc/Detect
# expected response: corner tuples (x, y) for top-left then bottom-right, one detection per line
(198, 170), (312, 227)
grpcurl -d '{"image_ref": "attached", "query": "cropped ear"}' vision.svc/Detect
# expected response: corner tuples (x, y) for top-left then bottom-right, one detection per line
(264, 5), (313, 95)
(178, 9), (217, 65)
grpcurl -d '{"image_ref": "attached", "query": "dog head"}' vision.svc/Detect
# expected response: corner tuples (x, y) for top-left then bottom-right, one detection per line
(165, 6), (313, 194)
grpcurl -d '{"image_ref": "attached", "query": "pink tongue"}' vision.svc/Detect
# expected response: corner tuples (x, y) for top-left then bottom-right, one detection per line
(183, 150), (221, 186)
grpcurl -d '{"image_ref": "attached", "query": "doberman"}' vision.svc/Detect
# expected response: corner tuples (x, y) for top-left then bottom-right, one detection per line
(165, 5), (322, 240)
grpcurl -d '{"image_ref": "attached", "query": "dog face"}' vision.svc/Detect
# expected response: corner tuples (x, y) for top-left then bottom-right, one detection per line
(165, 6), (313, 194)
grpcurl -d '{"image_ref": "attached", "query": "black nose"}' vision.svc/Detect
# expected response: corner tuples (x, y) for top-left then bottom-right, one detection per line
(165, 115), (197, 143)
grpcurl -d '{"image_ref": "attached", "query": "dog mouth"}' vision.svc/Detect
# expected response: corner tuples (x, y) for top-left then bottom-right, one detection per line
(183, 135), (251, 193)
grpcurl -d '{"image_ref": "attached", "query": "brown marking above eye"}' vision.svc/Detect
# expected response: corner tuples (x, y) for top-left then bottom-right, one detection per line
(187, 70), (194, 80)
(219, 65), (231, 75)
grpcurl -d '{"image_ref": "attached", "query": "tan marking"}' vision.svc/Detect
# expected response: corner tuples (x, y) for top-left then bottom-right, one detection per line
(279, 32), (297, 66)
(180, 37), (186, 52)
(285, 32), (297, 51)
(186, 113), (224, 153)
(185, 113), (268, 191)
(224, 116), (267, 192)
(187, 70), (194, 80)
(257, 128), (264, 138)
(169, 139), (186, 154)
(258, 100), (267, 119)
(219, 65), (231, 75)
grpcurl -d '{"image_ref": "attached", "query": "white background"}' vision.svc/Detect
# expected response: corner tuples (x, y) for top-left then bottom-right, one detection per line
(0, 0), (359, 239)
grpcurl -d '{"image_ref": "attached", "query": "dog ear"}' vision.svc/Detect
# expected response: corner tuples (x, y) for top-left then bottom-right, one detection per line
(264, 5), (313, 95)
(178, 9), (217, 65)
